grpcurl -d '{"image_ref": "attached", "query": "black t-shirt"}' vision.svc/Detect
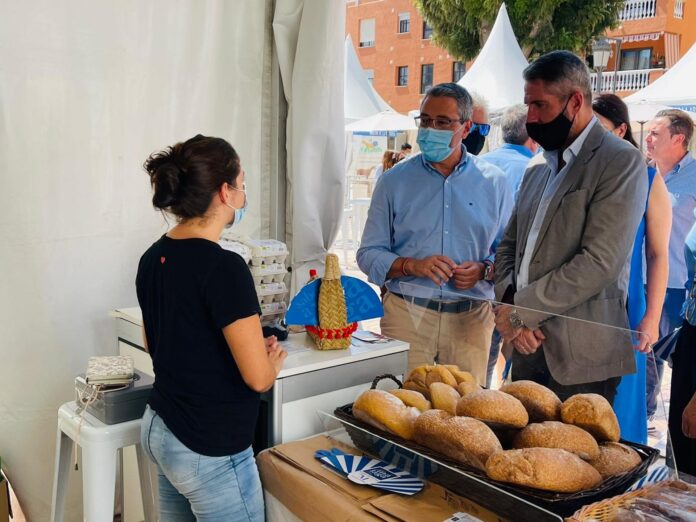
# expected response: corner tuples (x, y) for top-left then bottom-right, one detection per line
(136, 235), (261, 456)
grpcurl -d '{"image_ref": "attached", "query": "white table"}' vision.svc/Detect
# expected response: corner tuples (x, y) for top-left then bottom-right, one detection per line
(113, 307), (409, 446)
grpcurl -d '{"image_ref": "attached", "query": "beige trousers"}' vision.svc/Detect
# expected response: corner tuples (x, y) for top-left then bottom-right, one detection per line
(380, 292), (495, 386)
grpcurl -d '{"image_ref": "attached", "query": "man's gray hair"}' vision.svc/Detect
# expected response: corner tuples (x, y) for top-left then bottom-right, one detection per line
(655, 109), (694, 150)
(469, 91), (489, 114)
(523, 50), (592, 104)
(501, 104), (529, 146)
(424, 82), (473, 121)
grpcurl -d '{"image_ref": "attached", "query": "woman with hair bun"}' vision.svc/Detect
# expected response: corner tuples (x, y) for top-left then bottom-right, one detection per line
(137, 134), (286, 520)
(592, 95), (671, 444)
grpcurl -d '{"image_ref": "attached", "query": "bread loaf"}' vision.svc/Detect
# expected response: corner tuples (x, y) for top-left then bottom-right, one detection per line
(589, 442), (642, 479)
(388, 389), (431, 412)
(561, 394), (620, 442)
(403, 365), (432, 398)
(414, 409), (502, 470)
(456, 389), (528, 429)
(457, 381), (480, 397)
(499, 380), (561, 422)
(444, 365), (478, 385)
(513, 421), (600, 460)
(485, 448), (602, 493)
(353, 389), (420, 440)
(425, 365), (458, 387)
(429, 382), (460, 415)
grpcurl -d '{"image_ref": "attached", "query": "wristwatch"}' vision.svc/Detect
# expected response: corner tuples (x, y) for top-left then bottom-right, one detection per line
(509, 309), (525, 329)
(482, 261), (494, 281)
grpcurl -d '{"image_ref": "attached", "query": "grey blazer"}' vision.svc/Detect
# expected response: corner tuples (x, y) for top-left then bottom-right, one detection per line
(494, 122), (648, 385)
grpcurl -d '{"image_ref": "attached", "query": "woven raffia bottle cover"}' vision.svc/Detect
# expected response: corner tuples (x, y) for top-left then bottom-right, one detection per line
(307, 253), (356, 349)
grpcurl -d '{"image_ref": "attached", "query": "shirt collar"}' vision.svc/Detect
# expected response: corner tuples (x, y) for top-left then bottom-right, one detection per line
(500, 143), (535, 158)
(671, 152), (695, 176)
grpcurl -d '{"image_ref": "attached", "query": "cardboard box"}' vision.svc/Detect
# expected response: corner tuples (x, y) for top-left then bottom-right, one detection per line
(257, 434), (507, 522)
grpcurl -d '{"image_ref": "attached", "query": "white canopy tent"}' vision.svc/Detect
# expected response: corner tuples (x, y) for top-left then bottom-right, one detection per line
(0, 1), (345, 519)
(345, 110), (417, 132)
(624, 41), (696, 107)
(457, 3), (528, 114)
(344, 34), (393, 122)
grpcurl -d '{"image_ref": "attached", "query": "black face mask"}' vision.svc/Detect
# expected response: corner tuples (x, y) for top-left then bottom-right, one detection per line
(526, 97), (575, 151)
(462, 129), (486, 155)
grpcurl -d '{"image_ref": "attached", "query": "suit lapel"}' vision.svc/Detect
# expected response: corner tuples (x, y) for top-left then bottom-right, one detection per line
(530, 123), (607, 262)
(517, 166), (549, 257)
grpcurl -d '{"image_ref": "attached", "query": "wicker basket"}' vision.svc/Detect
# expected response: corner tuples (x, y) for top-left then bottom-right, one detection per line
(568, 480), (694, 521)
(306, 253), (357, 350)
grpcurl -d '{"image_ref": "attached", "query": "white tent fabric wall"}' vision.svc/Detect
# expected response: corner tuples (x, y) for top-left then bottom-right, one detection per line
(625, 41), (696, 107)
(457, 3), (528, 114)
(274, 0), (345, 291)
(0, 1), (274, 519)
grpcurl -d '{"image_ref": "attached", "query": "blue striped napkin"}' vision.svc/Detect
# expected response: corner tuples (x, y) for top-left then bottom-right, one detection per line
(315, 448), (424, 495)
(626, 464), (672, 492)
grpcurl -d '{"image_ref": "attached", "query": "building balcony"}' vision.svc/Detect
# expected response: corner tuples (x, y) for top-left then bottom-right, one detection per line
(618, 0), (657, 21)
(590, 68), (665, 93)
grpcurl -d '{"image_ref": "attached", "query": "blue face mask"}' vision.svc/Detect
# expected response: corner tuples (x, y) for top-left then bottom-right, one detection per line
(225, 182), (247, 227)
(417, 127), (457, 162)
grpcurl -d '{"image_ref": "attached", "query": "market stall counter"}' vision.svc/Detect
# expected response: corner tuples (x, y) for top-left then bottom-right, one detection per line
(112, 307), (409, 449)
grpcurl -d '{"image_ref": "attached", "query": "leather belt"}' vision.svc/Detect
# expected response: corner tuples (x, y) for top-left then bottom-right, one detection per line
(390, 292), (483, 314)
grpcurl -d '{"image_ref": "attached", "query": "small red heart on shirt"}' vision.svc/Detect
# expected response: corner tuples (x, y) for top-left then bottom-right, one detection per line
(160, 257), (166, 264)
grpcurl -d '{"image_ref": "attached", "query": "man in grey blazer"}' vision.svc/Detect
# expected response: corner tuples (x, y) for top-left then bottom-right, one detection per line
(494, 51), (648, 403)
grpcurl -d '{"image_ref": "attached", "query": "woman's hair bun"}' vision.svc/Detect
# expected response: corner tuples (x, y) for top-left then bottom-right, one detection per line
(144, 149), (184, 210)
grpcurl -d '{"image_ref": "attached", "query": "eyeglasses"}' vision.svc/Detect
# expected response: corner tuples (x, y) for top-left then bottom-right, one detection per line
(471, 123), (491, 136)
(414, 115), (465, 130)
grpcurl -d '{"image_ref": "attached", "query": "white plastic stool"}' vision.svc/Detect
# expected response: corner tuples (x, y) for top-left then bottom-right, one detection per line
(50, 401), (157, 522)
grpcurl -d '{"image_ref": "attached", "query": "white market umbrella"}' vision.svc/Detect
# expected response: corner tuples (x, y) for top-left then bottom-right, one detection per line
(345, 110), (417, 132)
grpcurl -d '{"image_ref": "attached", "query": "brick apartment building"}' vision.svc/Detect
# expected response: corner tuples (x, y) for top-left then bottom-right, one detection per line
(346, 0), (696, 111)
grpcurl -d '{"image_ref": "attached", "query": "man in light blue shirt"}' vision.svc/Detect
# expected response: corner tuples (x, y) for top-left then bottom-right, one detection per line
(481, 104), (538, 200)
(357, 83), (513, 382)
(645, 109), (696, 419)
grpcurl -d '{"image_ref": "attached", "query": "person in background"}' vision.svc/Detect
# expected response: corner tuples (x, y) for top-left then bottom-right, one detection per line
(374, 149), (397, 180)
(592, 94), (671, 444)
(480, 104), (538, 387)
(398, 142), (412, 160)
(137, 135), (287, 520)
(494, 51), (647, 404)
(481, 104), (538, 200)
(358, 83), (513, 384)
(668, 216), (696, 475)
(462, 92), (490, 155)
(644, 109), (696, 425)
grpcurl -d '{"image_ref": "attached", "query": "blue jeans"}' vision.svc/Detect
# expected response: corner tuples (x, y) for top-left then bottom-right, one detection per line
(141, 406), (264, 521)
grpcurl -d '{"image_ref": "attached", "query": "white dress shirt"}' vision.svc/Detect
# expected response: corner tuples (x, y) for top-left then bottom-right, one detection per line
(517, 117), (598, 290)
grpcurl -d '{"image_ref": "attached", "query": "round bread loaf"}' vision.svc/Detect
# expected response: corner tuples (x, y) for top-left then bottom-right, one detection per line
(513, 421), (600, 460)
(589, 442), (642, 479)
(499, 380), (561, 422)
(388, 389), (431, 412)
(457, 381), (480, 397)
(485, 448), (603, 493)
(403, 380), (431, 399)
(414, 409), (502, 470)
(456, 389), (529, 429)
(561, 394), (620, 442)
(353, 389), (420, 440)
(429, 382), (460, 415)
(425, 365), (458, 387)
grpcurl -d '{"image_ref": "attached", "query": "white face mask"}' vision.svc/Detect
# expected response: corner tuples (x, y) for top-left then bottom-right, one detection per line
(224, 182), (247, 227)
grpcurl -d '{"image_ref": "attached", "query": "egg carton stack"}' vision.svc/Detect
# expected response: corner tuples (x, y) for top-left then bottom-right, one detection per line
(219, 235), (289, 324)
